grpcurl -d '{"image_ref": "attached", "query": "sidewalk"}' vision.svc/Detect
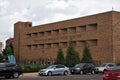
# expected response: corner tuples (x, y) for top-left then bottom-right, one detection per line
(21, 72), (38, 77)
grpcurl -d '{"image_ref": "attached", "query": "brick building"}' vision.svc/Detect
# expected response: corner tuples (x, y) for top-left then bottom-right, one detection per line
(6, 38), (14, 47)
(14, 11), (120, 64)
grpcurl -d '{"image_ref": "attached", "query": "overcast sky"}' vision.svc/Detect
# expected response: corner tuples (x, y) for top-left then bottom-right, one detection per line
(0, 0), (120, 47)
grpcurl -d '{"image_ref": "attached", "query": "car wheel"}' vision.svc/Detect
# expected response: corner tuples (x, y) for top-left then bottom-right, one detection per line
(103, 69), (107, 74)
(13, 72), (19, 78)
(64, 71), (68, 75)
(91, 70), (95, 74)
(47, 71), (52, 76)
(80, 70), (84, 75)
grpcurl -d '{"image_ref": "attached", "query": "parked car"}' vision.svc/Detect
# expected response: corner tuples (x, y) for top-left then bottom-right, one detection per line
(38, 64), (70, 76)
(103, 66), (120, 80)
(0, 62), (23, 79)
(95, 63), (116, 73)
(70, 63), (96, 75)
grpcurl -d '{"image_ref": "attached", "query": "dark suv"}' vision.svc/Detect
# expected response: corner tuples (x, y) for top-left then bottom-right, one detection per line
(70, 63), (95, 75)
(0, 62), (23, 79)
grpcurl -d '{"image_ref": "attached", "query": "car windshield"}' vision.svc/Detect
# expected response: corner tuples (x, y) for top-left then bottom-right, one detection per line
(75, 63), (85, 68)
(100, 64), (106, 67)
(46, 65), (55, 69)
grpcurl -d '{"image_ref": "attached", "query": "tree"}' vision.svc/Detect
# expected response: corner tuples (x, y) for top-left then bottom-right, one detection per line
(2, 45), (13, 60)
(81, 42), (93, 63)
(54, 47), (65, 64)
(0, 54), (3, 60)
(65, 39), (80, 67)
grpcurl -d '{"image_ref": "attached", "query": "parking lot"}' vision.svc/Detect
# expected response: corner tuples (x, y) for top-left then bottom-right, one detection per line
(1, 73), (103, 80)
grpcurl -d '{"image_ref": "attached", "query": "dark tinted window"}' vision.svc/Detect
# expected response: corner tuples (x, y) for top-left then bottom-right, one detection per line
(56, 65), (65, 68)
(84, 64), (88, 68)
(75, 63), (85, 68)
(107, 64), (115, 67)
(88, 64), (94, 67)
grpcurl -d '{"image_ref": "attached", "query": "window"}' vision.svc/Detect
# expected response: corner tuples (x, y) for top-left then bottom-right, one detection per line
(39, 44), (44, 49)
(39, 32), (44, 36)
(27, 45), (31, 49)
(88, 23), (97, 31)
(32, 33), (38, 37)
(26, 34), (31, 38)
(88, 39), (97, 46)
(53, 43), (59, 48)
(60, 42), (67, 47)
(6, 63), (15, 67)
(45, 31), (51, 36)
(78, 40), (86, 46)
(29, 24), (31, 27)
(52, 29), (59, 35)
(78, 25), (86, 32)
(56, 65), (65, 68)
(60, 28), (67, 34)
(33, 44), (38, 49)
(69, 27), (76, 33)
(45, 43), (51, 48)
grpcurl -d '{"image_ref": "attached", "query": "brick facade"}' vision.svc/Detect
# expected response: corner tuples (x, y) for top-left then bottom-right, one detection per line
(14, 11), (120, 64)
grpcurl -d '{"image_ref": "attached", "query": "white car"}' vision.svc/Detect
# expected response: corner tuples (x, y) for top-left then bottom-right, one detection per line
(38, 64), (70, 76)
(95, 63), (116, 73)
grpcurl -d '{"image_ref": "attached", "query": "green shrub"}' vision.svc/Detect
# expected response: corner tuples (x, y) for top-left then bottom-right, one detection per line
(21, 64), (49, 73)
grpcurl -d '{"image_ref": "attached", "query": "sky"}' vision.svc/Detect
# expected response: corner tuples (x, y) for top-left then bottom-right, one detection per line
(0, 0), (120, 48)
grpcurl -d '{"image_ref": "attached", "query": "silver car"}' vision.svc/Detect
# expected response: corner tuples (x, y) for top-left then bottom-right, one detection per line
(38, 64), (70, 76)
(95, 63), (116, 73)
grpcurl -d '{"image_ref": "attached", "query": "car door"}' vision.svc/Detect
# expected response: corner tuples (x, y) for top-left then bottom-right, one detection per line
(54, 65), (65, 75)
(87, 64), (93, 73)
(52, 65), (61, 75)
(83, 64), (89, 73)
(58, 65), (65, 74)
